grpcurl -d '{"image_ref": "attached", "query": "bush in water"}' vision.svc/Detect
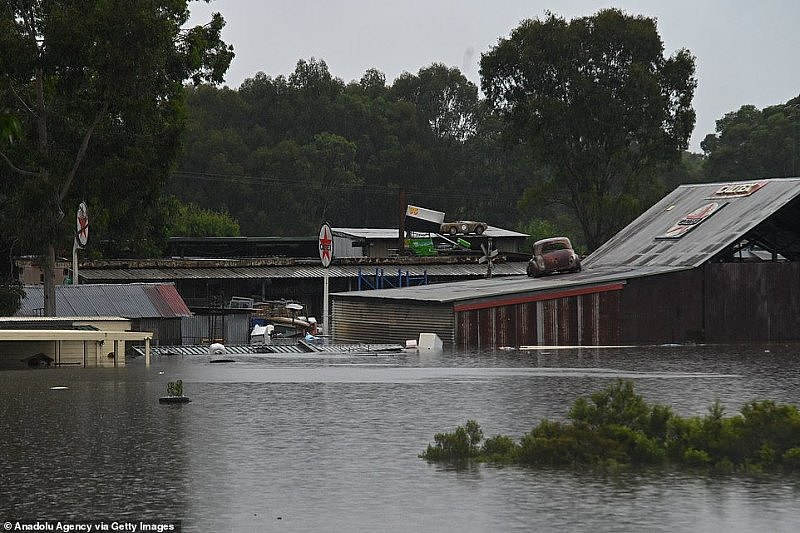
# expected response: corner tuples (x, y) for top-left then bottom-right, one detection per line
(420, 380), (800, 472)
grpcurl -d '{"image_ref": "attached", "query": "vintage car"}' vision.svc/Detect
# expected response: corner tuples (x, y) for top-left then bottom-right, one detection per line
(527, 237), (581, 277)
(439, 220), (487, 235)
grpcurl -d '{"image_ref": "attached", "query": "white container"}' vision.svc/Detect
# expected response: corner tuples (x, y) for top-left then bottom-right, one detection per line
(417, 333), (443, 353)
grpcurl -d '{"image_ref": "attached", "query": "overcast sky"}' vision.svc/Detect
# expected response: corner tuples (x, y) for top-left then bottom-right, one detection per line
(187, 0), (800, 152)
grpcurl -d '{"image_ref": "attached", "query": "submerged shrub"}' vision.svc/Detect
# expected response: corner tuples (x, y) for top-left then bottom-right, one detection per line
(420, 419), (483, 462)
(421, 381), (800, 473)
(683, 447), (712, 467)
(480, 434), (518, 462)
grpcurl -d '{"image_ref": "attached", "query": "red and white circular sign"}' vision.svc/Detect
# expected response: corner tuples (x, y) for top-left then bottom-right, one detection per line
(319, 223), (333, 268)
(76, 202), (89, 247)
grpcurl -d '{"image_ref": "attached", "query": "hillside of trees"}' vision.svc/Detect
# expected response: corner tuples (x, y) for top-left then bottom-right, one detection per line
(169, 57), (703, 250)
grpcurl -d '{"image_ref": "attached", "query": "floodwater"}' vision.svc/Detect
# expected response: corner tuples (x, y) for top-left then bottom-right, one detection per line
(2, 344), (800, 532)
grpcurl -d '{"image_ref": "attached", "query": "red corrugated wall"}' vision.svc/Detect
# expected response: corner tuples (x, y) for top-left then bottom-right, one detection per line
(454, 284), (623, 349)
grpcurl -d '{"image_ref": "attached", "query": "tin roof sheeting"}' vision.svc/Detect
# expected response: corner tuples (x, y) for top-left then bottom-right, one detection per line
(78, 263), (528, 280)
(333, 226), (529, 239)
(17, 283), (192, 319)
(146, 284), (192, 317)
(584, 177), (800, 270)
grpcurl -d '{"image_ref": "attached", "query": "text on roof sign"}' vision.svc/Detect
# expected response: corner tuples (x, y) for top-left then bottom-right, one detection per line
(713, 181), (767, 198)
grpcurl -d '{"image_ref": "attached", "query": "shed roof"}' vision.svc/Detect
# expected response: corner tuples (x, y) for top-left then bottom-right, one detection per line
(17, 283), (191, 318)
(78, 262), (528, 281)
(333, 226), (529, 239)
(583, 177), (800, 270)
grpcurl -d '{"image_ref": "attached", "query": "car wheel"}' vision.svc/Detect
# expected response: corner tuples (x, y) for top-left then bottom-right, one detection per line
(449, 227), (458, 236)
(460, 223), (468, 233)
(474, 225), (485, 235)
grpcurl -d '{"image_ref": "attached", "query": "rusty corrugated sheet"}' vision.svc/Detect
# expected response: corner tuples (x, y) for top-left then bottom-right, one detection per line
(78, 263), (528, 280)
(619, 269), (704, 344)
(704, 262), (800, 342)
(454, 284), (624, 349)
(149, 284), (192, 317)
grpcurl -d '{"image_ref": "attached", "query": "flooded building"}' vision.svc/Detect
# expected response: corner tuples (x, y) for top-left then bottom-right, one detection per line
(332, 178), (800, 348)
(16, 283), (191, 346)
(0, 316), (151, 369)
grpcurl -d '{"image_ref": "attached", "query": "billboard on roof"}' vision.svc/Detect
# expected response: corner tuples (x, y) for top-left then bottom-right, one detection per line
(404, 205), (445, 233)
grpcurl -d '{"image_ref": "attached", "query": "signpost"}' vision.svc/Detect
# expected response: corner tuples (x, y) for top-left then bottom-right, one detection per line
(319, 223), (334, 336)
(73, 202), (89, 284)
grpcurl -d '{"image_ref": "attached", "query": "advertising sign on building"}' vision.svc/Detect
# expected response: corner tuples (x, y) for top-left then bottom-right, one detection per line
(657, 202), (725, 239)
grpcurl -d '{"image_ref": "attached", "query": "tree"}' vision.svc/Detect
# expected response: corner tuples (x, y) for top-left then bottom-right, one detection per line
(0, 110), (24, 315)
(480, 9), (696, 250)
(163, 197), (240, 237)
(701, 96), (800, 180)
(0, 1), (233, 315)
(391, 63), (480, 140)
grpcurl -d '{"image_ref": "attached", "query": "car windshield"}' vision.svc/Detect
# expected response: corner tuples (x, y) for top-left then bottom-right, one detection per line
(542, 242), (568, 252)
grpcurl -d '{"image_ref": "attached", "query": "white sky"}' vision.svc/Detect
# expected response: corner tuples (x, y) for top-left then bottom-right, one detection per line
(187, 0), (800, 152)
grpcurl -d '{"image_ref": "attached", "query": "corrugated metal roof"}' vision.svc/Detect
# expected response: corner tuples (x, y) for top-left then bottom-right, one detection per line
(333, 226), (529, 239)
(145, 285), (192, 317)
(583, 177), (800, 270)
(16, 283), (192, 319)
(78, 262), (528, 280)
(330, 265), (684, 305)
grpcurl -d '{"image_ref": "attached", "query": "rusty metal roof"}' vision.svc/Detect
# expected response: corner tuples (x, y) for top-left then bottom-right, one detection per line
(333, 226), (529, 239)
(583, 177), (800, 270)
(146, 284), (193, 317)
(77, 262), (528, 280)
(17, 283), (192, 318)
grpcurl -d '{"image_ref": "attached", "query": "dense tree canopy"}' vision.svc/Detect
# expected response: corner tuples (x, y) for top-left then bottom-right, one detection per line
(480, 8), (697, 250)
(701, 95), (800, 180)
(169, 59), (540, 236)
(0, 0), (233, 314)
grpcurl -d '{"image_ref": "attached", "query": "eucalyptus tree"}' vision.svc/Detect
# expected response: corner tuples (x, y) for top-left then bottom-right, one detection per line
(702, 96), (800, 180)
(0, 110), (23, 314)
(0, 0), (233, 314)
(481, 8), (696, 250)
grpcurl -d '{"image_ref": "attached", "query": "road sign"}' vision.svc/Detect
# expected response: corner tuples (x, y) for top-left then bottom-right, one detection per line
(76, 202), (89, 248)
(319, 223), (333, 268)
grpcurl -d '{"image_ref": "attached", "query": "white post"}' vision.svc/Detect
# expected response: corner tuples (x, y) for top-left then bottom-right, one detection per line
(145, 337), (151, 367)
(323, 269), (330, 339)
(72, 239), (79, 285)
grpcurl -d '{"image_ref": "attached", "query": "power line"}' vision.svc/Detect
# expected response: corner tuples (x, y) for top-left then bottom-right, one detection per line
(169, 170), (517, 204)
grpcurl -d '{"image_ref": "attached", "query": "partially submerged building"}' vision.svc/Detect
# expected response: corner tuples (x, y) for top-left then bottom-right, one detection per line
(0, 316), (152, 369)
(331, 178), (800, 348)
(16, 283), (191, 345)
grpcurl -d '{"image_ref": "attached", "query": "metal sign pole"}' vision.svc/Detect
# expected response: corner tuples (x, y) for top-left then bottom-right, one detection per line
(72, 240), (78, 285)
(319, 223), (334, 339)
(323, 269), (330, 338)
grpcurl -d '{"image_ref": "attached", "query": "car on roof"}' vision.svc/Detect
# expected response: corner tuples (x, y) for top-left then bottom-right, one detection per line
(440, 220), (487, 235)
(527, 237), (581, 277)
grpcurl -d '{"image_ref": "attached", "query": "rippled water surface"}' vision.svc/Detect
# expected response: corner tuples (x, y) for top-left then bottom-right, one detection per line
(2, 344), (800, 532)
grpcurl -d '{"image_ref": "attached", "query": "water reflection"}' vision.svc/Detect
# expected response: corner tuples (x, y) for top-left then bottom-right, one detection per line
(1, 345), (800, 531)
